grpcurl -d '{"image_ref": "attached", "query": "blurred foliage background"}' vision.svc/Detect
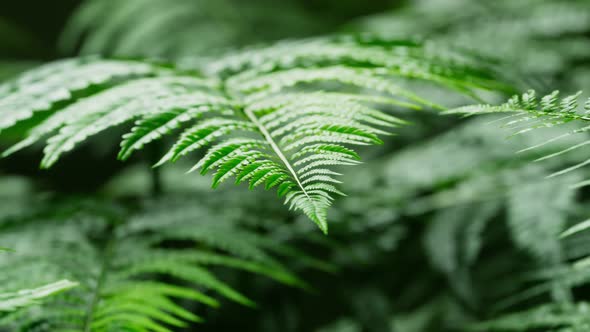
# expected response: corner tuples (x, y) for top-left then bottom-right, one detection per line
(1, 0), (590, 331)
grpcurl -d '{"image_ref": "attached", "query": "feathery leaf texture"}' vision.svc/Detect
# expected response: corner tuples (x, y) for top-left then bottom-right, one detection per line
(0, 245), (78, 314)
(0, 36), (504, 232)
(0, 198), (308, 331)
(0, 245), (77, 314)
(447, 90), (590, 182)
(0, 280), (78, 313)
(352, 0), (590, 85)
(337, 115), (589, 319)
(469, 302), (590, 332)
(59, 0), (324, 59)
(507, 170), (580, 262)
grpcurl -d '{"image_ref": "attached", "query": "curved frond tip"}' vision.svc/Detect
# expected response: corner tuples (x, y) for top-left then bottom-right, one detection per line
(0, 36), (506, 231)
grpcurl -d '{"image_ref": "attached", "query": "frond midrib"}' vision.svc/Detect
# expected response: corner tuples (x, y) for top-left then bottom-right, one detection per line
(83, 240), (115, 332)
(242, 107), (325, 231)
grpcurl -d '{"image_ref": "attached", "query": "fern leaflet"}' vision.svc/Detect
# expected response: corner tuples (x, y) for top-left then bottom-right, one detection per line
(0, 197), (308, 331)
(447, 90), (590, 183)
(0, 36), (505, 232)
(0, 280), (78, 313)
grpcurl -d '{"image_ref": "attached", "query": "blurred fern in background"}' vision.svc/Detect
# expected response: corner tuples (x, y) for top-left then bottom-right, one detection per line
(1, 0), (590, 331)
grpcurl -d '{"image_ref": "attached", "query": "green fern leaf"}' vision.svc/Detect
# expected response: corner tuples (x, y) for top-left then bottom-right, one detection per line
(0, 35), (505, 232)
(562, 219), (590, 238)
(447, 90), (590, 183)
(469, 302), (590, 332)
(0, 280), (78, 312)
(0, 198), (308, 331)
(0, 58), (159, 134)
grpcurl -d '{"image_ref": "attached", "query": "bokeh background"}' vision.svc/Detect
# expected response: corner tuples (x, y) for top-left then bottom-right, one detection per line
(1, 1), (590, 331)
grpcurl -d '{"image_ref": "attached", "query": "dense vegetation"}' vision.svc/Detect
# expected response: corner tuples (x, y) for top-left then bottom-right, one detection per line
(1, 0), (590, 331)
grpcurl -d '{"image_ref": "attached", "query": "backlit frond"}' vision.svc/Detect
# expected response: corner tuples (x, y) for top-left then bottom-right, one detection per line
(0, 36), (505, 231)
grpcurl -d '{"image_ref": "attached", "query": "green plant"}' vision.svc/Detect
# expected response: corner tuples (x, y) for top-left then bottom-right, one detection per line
(0, 280), (78, 312)
(0, 32), (510, 331)
(447, 90), (590, 182)
(0, 192), (317, 331)
(351, 0), (590, 89)
(59, 0), (326, 59)
(409, 90), (590, 332)
(3, 1), (590, 331)
(0, 36), (504, 233)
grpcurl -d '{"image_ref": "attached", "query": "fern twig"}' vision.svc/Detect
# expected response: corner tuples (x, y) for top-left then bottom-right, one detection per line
(83, 240), (114, 332)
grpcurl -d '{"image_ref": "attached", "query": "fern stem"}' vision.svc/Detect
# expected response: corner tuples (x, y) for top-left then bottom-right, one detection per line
(83, 241), (114, 332)
(243, 108), (310, 200)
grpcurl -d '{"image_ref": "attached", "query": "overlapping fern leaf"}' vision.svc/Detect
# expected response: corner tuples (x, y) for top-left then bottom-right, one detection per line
(59, 0), (323, 59)
(1, 243), (76, 314)
(0, 197), (308, 331)
(0, 280), (78, 313)
(469, 302), (590, 332)
(466, 227), (590, 332)
(0, 35), (506, 232)
(352, 0), (590, 87)
(447, 90), (590, 184)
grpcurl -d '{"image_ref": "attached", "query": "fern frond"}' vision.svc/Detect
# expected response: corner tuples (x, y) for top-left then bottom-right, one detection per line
(470, 302), (590, 332)
(0, 197), (307, 331)
(343, 114), (588, 212)
(447, 90), (590, 182)
(507, 170), (580, 262)
(0, 58), (159, 133)
(0, 280), (78, 312)
(0, 36), (505, 232)
(205, 36), (508, 95)
(353, 0), (590, 85)
(60, 0), (323, 58)
(0, 246), (78, 314)
(562, 219), (590, 238)
(340, 115), (586, 293)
